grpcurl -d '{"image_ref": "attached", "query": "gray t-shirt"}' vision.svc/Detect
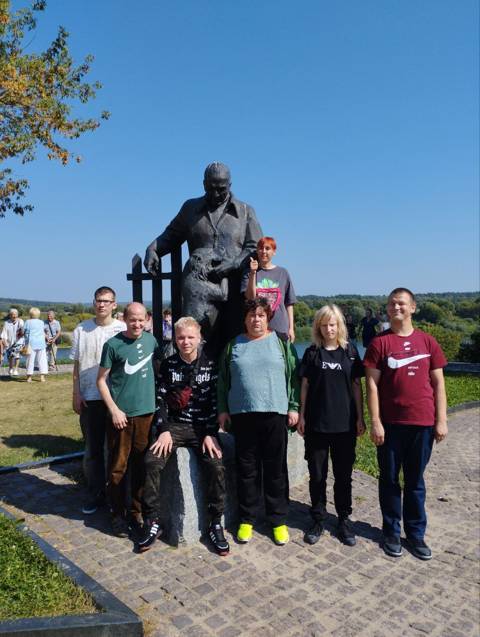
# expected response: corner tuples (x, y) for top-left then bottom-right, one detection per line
(241, 265), (296, 336)
(44, 319), (61, 340)
(228, 332), (288, 415)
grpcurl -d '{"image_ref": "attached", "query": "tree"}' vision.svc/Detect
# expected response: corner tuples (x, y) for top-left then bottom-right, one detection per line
(0, 0), (109, 217)
(415, 301), (448, 324)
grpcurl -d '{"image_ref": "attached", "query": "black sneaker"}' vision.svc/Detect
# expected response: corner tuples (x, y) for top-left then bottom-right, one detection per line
(208, 523), (230, 556)
(82, 499), (98, 515)
(338, 517), (356, 546)
(407, 537), (432, 561)
(137, 519), (161, 552)
(383, 535), (402, 557)
(304, 522), (324, 545)
(111, 515), (129, 538)
(81, 494), (104, 515)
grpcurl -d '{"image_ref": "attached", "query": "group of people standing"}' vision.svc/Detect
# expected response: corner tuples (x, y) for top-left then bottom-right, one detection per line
(1, 307), (61, 381)
(71, 233), (448, 563)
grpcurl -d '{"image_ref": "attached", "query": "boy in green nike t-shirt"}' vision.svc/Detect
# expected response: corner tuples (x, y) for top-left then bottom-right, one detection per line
(97, 302), (159, 538)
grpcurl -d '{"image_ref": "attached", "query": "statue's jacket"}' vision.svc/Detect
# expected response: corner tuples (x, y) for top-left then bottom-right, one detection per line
(154, 194), (262, 270)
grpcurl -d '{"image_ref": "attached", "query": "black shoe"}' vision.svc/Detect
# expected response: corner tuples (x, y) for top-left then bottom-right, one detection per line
(81, 493), (104, 515)
(304, 522), (324, 545)
(137, 519), (161, 552)
(383, 535), (402, 557)
(338, 517), (356, 546)
(111, 515), (130, 538)
(407, 537), (432, 561)
(208, 523), (230, 556)
(128, 516), (144, 538)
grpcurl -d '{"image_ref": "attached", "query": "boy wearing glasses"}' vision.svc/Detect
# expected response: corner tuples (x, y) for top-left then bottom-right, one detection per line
(71, 286), (126, 515)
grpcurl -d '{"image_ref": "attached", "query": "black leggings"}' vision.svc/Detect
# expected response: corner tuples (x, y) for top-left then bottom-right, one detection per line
(305, 431), (356, 521)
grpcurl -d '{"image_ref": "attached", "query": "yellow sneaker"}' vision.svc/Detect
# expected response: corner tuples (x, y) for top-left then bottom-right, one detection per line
(272, 524), (289, 545)
(237, 523), (253, 543)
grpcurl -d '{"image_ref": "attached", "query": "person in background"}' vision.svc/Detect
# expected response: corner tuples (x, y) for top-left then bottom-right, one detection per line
(242, 236), (297, 342)
(24, 307), (48, 382)
(161, 308), (174, 357)
(344, 311), (357, 342)
(378, 310), (390, 333)
(1, 308), (24, 376)
(44, 309), (61, 370)
(360, 308), (379, 348)
(97, 302), (159, 538)
(297, 304), (365, 547)
(71, 286), (126, 515)
(364, 287), (448, 560)
(115, 311), (124, 322)
(217, 297), (300, 546)
(144, 311), (153, 333)
(162, 308), (172, 340)
(139, 316), (229, 555)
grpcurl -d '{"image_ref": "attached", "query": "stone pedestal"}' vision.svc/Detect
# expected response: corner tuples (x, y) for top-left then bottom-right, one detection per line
(157, 430), (307, 545)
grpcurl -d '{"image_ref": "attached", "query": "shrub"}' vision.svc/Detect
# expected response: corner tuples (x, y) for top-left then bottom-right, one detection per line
(458, 328), (480, 363)
(418, 323), (462, 361)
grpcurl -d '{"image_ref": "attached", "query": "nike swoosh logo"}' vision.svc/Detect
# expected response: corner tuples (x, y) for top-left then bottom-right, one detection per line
(387, 354), (431, 369)
(124, 353), (153, 375)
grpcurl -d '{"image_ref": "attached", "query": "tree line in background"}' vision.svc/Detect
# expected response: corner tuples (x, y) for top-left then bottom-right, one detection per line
(1, 292), (479, 362)
(294, 292), (479, 363)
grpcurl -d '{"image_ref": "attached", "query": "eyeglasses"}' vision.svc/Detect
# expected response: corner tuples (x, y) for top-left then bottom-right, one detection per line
(95, 299), (115, 305)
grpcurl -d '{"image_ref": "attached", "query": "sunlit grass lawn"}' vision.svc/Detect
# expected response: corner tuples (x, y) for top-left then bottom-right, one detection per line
(0, 374), (83, 467)
(0, 514), (97, 620)
(355, 373), (480, 478)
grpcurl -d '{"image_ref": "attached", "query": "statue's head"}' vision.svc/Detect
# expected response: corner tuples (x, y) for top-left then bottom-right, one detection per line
(203, 162), (231, 208)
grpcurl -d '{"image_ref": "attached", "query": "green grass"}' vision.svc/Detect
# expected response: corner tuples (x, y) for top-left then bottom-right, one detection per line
(355, 373), (480, 479)
(0, 374), (83, 467)
(0, 514), (97, 620)
(444, 373), (480, 407)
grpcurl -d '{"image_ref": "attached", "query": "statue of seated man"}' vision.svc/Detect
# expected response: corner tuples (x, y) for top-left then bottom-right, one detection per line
(145, 162), (262, 354)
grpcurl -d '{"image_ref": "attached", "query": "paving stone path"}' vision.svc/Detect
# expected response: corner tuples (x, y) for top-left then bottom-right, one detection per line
(1, 408), (478, 637)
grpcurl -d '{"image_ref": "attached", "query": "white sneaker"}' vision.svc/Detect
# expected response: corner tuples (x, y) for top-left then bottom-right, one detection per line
(12, 369), (19, 376)
(8, 369), (13, 375)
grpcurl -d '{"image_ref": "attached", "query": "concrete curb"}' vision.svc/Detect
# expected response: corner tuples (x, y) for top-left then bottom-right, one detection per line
(0, 506), (143, 637)
(447, 400), (480, 414)
(0, 452), (84, 476)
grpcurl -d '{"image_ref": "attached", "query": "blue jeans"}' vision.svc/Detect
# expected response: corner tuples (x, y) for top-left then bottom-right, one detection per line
(377, 424), (434, 540)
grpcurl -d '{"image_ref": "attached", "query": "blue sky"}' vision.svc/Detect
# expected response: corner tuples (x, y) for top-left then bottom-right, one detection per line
(3, 0), (479, 302)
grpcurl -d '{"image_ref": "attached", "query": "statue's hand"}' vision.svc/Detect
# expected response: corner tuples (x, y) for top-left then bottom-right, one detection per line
(144, 249), (159, 275)
(209, 258), (235, 282)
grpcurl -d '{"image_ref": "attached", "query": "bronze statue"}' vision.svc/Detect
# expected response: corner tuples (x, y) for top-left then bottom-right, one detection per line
(145, 162), (262, 353)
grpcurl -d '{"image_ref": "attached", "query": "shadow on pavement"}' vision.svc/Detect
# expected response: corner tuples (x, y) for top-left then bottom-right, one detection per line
(1, 434), (83, 461)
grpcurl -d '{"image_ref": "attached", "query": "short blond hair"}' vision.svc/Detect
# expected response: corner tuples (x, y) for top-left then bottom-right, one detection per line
(29, 307), (41, 319)
(312, 304), (348, 349)
(174, 316), (201, 333)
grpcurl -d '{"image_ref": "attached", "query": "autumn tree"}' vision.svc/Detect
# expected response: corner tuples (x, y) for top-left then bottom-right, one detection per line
(0, 0), (109, 217)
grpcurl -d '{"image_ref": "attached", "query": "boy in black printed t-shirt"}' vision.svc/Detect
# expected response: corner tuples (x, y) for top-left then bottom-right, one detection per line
(139, 316), (229, 555)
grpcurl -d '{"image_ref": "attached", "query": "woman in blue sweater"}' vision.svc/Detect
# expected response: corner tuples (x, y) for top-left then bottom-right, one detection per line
(24, 307), (48, 382)
(217, 298), (300, 546)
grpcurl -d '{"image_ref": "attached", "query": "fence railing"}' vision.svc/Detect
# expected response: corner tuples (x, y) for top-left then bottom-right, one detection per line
(126, 248), (183, 344)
